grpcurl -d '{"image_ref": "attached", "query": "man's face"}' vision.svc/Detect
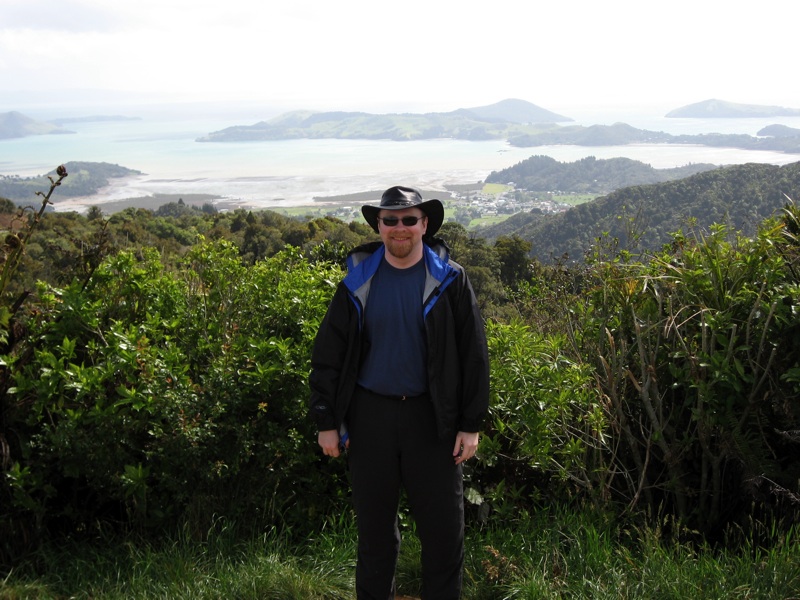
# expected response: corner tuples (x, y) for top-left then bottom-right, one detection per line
(377, 207), (428, 263)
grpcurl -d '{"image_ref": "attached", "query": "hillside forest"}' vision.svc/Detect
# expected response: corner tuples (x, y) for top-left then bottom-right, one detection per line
(1, 161), (799, 578)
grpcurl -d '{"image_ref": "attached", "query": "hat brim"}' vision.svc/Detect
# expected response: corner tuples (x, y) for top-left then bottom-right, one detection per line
(362, 199), (444, 237)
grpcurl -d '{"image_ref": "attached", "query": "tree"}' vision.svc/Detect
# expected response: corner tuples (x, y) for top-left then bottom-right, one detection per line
(0, 197), (16, 214)
(494, 235), (532, 287)
(86, 206), (104, 221)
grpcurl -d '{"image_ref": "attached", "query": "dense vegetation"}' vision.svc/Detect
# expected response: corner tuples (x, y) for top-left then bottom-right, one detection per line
(1, 165), (799, 596)
(482, 161), (800, 262)
(485, 155), (718, 195)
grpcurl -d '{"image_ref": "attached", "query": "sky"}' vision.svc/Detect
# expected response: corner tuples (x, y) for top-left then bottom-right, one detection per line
(1, 0), (798, 116)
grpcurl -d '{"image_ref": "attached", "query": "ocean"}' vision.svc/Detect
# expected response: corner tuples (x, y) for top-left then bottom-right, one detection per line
(2, 103), (800, 212)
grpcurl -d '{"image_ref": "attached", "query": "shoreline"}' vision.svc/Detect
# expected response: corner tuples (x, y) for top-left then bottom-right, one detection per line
(47, 172), (471, 214)
(50, 187), (460, 215)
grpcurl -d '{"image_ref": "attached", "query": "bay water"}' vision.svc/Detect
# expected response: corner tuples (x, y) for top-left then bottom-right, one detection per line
(1, 103), (799, 211)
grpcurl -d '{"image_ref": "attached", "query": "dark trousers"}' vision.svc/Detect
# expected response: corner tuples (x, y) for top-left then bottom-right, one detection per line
(347, 386), (464, 600)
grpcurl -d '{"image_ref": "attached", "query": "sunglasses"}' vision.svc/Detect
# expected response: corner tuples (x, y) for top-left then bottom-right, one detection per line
(377, 215), (425, 227)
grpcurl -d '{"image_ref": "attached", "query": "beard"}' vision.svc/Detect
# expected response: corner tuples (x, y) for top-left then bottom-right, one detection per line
(385, 236), (416, 260)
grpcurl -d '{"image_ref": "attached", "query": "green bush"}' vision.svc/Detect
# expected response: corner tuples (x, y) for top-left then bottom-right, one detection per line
(471, 320), (606, 523)
(575, 212), (800, 533)
(3, 241), (346, 556)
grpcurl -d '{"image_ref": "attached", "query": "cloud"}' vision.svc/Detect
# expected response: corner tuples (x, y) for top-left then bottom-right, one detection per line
(1, 0), (134, 33)
(0, 0), (798, 112)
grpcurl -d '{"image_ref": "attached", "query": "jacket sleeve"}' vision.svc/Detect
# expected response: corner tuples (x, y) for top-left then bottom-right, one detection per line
(452, 270), (490, 432)
(308, 283), (355, 431)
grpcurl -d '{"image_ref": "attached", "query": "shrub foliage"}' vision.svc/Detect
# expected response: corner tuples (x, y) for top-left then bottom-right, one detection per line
(573, 217), (800, 532)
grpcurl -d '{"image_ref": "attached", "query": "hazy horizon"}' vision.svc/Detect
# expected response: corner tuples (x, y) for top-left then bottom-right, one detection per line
(0, 91), (700, 122)
(6, 95), (800, 135)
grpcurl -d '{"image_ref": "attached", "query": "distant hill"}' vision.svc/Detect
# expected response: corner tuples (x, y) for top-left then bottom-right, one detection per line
(485, 155), (718, 195)
(197, 99), (572, 142)
(452, 98), (572, 124)
(0, 111), (74, 139)
(666, 99), (800, 118)
(478, 161), (800, 262)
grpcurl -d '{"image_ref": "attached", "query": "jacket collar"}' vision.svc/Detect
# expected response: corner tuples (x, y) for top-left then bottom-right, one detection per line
(343, 239), (453, 294)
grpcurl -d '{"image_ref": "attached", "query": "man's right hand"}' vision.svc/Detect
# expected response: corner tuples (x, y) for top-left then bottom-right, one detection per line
(318, 429), (344, 457)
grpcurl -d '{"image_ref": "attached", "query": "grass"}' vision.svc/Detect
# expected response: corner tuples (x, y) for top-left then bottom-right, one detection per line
(1, 521), (356, 600)
(482, 183), (513, 196)
(2, 507), (798, 599)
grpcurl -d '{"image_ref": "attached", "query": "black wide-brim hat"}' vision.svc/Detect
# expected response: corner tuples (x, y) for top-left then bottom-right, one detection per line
(362, 186), (444, 237)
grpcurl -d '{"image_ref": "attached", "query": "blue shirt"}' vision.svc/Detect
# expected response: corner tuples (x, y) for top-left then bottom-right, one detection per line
(357, 257), (428, 397)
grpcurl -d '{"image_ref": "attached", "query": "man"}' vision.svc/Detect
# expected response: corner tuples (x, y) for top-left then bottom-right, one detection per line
(309, 185), (490, 600)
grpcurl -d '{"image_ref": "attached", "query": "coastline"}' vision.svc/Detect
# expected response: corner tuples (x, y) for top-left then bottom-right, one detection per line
(47, 169), (478, 214)
(52, 192), (230, 213)
(50, 184), (456, 215)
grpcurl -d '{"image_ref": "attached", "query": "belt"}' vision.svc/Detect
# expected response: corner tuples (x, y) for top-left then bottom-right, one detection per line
(358, 385), (429, 402)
